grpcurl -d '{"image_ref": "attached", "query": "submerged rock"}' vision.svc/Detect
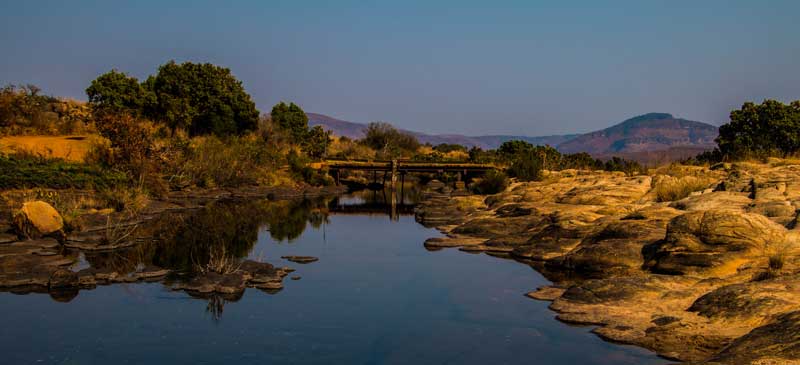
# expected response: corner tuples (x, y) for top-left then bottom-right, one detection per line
(281, 255), (319, 264)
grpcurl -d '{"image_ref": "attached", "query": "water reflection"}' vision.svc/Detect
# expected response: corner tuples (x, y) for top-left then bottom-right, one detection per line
(4, 188), (427, 306)
(0, 187), (670, 364)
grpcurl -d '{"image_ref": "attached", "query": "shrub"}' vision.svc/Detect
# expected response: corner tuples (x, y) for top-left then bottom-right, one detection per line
(471, 169), (508, 195)
(507, 152), (543, 181)
(287, 150), (333, 186)
(603, 156), (645, 175)
(360, 122), (420, 159)
(177, 135), (282, 187)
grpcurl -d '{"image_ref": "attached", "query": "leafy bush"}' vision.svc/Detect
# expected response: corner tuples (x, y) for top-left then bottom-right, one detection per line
(560, 152), (603, 170)
(471, 169), (508, 195)
(508, 152), (543, 181)
(287, 150), (333, 186)
(603, 156), (644, 175)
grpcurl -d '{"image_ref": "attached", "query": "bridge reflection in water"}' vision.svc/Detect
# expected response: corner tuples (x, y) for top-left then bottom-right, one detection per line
(328, 183), (421, 221)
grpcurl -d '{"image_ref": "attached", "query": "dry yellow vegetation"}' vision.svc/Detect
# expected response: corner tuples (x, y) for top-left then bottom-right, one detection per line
(0, 135), (97, 162)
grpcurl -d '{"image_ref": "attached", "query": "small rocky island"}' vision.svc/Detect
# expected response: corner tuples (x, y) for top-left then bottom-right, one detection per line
(416, 160), (800, 364)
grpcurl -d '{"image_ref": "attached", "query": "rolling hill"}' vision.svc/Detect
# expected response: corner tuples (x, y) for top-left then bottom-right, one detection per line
(308, 112), (719, 162)
(307, 113), (576, 149)
(557, 113), (718, 155)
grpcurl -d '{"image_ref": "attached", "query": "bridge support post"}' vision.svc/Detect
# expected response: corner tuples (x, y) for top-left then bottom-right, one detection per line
(391, 160), (398, 190)
(391, 159), (398, 220)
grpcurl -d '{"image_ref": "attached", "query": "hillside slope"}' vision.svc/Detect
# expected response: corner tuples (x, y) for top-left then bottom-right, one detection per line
(557, 113), (718, 155)
(307, 113), (574, 149)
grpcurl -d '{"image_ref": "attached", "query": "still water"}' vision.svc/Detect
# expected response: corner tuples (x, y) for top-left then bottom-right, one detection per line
(0, 188), (667, 364)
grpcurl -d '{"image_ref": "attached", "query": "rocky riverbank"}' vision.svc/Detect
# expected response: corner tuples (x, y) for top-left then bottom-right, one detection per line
(415, 161), (800, 364)
(0, 184), (346, 301)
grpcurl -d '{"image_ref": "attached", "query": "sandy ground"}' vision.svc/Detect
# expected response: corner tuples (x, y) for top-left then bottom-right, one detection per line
(0, 135), (94, 162)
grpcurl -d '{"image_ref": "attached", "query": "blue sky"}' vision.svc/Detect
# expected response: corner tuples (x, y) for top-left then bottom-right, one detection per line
(1, 1), (798, 135)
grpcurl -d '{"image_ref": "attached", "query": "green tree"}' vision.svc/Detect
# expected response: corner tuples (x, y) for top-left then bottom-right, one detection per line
(716, 99), (800, 158)
(146, 61), (259, 136)
(270, 102), (309, 143)
(508, 152), (543, 181)
(561, 152), (602, 170)
(86, 70), (151, 114)
(497, 140), (534, 159)
(303, 125), (332, 159)
(603, 157), (643, 175)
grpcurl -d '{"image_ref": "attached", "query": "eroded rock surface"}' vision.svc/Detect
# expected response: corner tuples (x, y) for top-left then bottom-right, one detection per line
(415, 163), (800, 364)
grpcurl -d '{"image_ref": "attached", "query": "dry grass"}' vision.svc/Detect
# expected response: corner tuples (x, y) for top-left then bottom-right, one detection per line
(99, 186), (149, 214)
(327, 136), (374, 160)
(193, 246), (241, 275)
(99, 215), (139, 246)
(0, 135), (99, 162)
(654, 175), (717, 202)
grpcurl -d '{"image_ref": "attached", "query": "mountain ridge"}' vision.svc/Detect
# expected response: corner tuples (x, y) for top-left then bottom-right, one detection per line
(307, 113), (576, 149)
(307, 112), (719, 157)
(557, 112), (718, 155)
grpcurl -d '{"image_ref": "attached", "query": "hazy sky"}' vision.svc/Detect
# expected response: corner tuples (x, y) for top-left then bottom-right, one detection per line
(1, 1), (799, 136)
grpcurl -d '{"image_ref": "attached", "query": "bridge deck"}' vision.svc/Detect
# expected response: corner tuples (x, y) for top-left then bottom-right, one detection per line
(317, 160), (496, 172)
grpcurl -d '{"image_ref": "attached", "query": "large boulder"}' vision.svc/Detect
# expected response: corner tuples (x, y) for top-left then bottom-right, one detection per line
(13, 201), (64, 239)
(555, 220), (665, 277)
(645, 210), (787, 276)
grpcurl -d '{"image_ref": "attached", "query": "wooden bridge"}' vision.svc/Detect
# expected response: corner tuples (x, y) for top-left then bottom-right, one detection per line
(313, 159), (496, 187)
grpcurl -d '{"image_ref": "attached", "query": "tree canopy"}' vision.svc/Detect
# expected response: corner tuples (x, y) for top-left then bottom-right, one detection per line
(86, 70), (151, 115)
(270, 102), (309, 142)
(86, 61), (259, 137)
(716, 99), (800, 158)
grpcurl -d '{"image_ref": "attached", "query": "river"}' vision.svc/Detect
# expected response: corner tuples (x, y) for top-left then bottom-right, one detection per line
(0, 187), (668, 364)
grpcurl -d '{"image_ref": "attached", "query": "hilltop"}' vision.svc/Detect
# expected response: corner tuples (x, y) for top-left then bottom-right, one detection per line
(557, 113), (718, 155)
(307, 113), (576, 149)
(308, 112), (718, 161)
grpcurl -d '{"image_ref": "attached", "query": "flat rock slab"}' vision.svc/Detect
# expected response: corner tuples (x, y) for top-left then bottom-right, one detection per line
(281, 256), (319, 264)
(526, 286), (566, 301)
(423, 236), (486, 248)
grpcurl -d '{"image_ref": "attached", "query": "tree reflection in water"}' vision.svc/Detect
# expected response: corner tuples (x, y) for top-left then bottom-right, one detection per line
(32, 189), (419, 319)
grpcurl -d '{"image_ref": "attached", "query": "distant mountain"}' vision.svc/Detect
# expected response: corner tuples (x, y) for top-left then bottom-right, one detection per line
(308, 111), (719, 161)
(307, 113), (575, 149)
(557, 113), (718, 155)
(307, 113), (366, 139)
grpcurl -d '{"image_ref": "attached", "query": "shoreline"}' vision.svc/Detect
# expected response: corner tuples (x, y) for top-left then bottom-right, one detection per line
(414, 162), (800, 364)
(0, 184), (347, 299)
